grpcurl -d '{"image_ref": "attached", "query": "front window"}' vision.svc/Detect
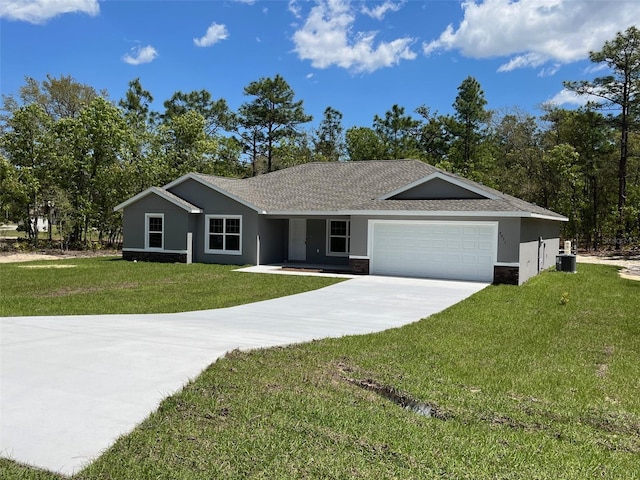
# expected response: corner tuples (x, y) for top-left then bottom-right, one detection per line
(327, 219), (350, 255)
(146, 214), (164, 250)
(205, 215), (242, 255)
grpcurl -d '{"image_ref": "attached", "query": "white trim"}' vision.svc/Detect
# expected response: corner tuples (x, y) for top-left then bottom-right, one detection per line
(256, 234), (261, 266)
(263, 209), (568, 221)
(186, 232), (193, 264)
(495, 262), (519, 267)
(145, 213), (164, 251)
(326, 219), (351, 257)
(377, 172), (499, 201)
(204, 214), (243, 256)
(164, 173), (262, 213)
(114, 187), (202, 213)
(529, 213), (569, 221)
(349, 255), (369, 260)
(123, 248), (188, 254)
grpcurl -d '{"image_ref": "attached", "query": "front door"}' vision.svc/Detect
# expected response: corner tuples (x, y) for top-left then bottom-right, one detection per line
(288, 219), (306, 261)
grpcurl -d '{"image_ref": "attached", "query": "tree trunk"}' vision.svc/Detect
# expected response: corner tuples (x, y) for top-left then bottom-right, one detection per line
(616, 87), (629, 251)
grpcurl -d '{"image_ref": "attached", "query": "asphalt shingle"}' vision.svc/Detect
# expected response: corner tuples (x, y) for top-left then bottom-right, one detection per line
(190, 160), (565, 219)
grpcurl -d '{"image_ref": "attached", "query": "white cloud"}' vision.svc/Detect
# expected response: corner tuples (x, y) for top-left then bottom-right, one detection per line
(423, 0), (640, 73)
(537, 63), (560, 77)
(0, 0), (99, 24)
(122, 45), (158, 65)
(546, 88), (603, 107)
(194, 22), (229, 47)
(289, 0), (302, 18)
(292, 0), (416, 73)
(361, 0), (402, 20)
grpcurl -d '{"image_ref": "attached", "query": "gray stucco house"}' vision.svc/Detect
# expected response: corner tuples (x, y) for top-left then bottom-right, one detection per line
(114, 160), (567, 285)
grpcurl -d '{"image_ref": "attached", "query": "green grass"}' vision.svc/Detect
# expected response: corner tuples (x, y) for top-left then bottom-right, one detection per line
(0, 257), (343, 316)
(2, 264), (639, 479)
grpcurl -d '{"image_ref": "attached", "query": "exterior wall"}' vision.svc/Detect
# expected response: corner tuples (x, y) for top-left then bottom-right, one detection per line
(122, 194), (191, 252)
(394, 178), (484, 200)
(169, 179), (259, 265)
(258, 217), (287, 265)
(518, 218), (561, 285)
(304, 218), (349, 267)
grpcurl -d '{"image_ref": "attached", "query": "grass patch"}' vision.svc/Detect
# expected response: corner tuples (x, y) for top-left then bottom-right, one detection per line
(2, 264), (639, 479)
(0, 257), (342, 316)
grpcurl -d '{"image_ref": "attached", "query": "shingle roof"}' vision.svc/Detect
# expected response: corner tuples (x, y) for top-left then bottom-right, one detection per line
(114, 186), (202, 213)
(184, 160), (565, 220)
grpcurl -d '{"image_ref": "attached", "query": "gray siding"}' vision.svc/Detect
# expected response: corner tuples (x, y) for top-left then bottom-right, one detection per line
(518, 218), (561, 285)
(122, 194), (191, 251)
(304, 219), (349, 266)
(259, 218), (287, 264)
(393, 177), (485, 199)
(170, 179), (259, 265)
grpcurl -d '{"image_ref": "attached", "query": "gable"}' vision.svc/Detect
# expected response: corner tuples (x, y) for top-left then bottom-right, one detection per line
(113, 187), (202, 213)
(391, 177), (486, 200)
(168, 177), (261, 214)
(380, 172), (496, 201)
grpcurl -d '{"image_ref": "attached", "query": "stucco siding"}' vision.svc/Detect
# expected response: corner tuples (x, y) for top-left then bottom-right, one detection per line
(518, 218), (561, 285)
(122, 194), (191, 251)
(168, 179), (251, 214)
(169, 179), (260, 265)
(496, 217), (520, 263)
(393, 177), (485, 200)
(349, 216), (369, 257)
(258, 217), (287, 264)
(192, 209), (259, 265)
(304, 218), (349, 266)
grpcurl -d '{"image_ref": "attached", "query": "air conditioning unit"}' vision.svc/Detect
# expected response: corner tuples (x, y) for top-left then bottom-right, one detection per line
(556, 254), (577, 273)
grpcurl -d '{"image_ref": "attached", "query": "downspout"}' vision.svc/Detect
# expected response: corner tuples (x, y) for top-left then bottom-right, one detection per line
(256, 234), (261, 266)
(538, 237), (545, 273)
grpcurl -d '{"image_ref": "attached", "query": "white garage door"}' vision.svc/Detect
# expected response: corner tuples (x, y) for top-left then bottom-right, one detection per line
(370, 221), (497, 282)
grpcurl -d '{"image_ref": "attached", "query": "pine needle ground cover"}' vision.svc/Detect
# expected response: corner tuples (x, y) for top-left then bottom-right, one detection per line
(1, 263), (639, 479)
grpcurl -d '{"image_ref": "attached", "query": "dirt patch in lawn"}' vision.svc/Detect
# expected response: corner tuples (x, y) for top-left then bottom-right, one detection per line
(18, 264), (78, 269)
(577, 253), (640, 281)
(0, 251), (118, 263)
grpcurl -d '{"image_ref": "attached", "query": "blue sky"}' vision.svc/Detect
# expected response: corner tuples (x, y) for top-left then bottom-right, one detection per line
(1, 0), (638, 130)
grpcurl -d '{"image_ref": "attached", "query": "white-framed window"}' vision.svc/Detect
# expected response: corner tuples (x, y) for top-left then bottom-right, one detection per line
(327, 219), (350, 256)
(145, 213), (164, 250)
(205, 215), (242, 255)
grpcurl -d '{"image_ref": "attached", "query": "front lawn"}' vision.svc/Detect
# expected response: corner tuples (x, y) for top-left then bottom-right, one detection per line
(0, 257), (343, 316)
(2, 264), (639, 479)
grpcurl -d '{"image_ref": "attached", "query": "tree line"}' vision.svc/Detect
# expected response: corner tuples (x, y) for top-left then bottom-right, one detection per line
(1, 27), (638, 250)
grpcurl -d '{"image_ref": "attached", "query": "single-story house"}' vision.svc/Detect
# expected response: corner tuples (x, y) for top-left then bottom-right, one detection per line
(114, 160), (567, 285)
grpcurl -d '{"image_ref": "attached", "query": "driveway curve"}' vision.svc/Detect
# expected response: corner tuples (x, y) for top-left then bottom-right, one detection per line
(0, 275), (488, 475)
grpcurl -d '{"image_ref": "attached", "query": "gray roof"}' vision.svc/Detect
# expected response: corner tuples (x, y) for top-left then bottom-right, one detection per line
(114, 186), (202, 213)
(179, 160), (565, 220)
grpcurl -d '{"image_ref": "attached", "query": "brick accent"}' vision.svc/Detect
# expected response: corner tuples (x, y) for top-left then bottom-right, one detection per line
(123, 250), (187, 263)
(349, 258), (370, 275)
(493, 266), (519, 285)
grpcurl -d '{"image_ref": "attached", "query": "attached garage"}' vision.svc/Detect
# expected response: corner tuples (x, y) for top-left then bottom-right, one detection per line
(369, 220), (498, 282)
(117, 160), (566, 285)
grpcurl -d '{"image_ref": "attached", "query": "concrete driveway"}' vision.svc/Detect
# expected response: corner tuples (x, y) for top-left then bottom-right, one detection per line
(0, 275), (488, 475)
